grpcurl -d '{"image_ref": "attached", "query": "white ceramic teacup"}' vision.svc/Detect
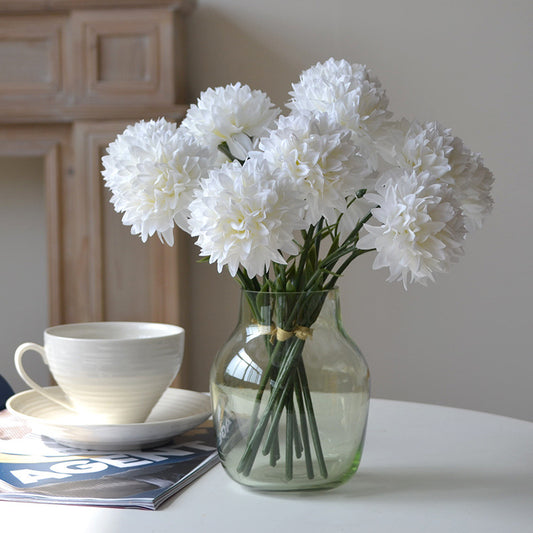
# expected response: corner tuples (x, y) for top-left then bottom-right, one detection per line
(14, 322), (184, 425)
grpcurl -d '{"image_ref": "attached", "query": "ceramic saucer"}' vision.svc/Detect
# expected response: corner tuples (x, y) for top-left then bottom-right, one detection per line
(6, 387), (212, 451)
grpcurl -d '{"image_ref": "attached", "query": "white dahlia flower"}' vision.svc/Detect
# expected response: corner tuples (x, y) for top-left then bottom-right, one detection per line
(102, 118), (211, 245)
(259, 112), (371, 226)
(392, 119), (453, 179)
(179, 83), (280, 161)
(392, 120), (493, 232)
(188, 157), (306, 278)
(287, 58), (393, 169)
(447, 137), (494, 232)
(358, 169), (466, 288)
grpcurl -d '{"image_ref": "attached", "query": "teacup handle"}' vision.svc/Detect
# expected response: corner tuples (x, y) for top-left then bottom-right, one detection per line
(14, 342), (76, 412)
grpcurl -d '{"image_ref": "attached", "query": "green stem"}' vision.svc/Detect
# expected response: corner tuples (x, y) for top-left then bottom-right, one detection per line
(294, 378), (314, 479)
(262, 346), (299, 456)
(324, 248), (373, 290)
(270, 432), (280, 467)
(295, 226), (316, 291)
(285, 398), (294, 481)
(291, 394), (303, 459)
(237, 336), (307, 475)
(243, 341), (282, 448)
(297, 358), (328, 479)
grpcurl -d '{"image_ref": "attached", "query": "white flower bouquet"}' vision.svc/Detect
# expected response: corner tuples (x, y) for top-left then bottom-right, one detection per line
(102, 58), (493, 483)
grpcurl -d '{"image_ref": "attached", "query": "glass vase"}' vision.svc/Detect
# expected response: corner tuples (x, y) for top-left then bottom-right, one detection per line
(210, 288), (370, 491)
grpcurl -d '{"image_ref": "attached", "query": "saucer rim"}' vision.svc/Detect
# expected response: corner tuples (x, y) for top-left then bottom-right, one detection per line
(6, 386), (211, 429)
(6, 387), (212, 450)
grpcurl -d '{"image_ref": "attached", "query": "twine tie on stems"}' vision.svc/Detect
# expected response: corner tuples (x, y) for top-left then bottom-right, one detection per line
(294, 326), (313, 340)
(254, 323), (313, 343)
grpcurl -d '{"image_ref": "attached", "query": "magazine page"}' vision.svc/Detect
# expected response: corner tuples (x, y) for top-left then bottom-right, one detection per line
(0, 411), (219, 510)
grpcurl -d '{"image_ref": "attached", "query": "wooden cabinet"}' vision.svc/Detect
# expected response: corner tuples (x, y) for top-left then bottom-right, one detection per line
(0, 8), (189, 118)
(0, 0), (195, 385)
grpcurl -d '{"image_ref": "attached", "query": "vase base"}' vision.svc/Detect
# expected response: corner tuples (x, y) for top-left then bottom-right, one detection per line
(219, 441), (365, 492)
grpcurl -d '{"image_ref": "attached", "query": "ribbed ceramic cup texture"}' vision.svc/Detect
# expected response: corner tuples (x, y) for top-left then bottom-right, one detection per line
(14, 322), (184, 424)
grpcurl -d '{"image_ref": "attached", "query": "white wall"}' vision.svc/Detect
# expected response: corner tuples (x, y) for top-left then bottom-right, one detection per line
(185, 0), (533, 421)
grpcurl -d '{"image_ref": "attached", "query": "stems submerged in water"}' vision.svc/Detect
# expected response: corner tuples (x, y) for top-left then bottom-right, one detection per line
(228, 216), (373, 481)
(235, 292), (330, 480)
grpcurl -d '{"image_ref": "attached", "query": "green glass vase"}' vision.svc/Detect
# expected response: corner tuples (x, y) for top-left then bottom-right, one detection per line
(210, 288), (370, 491)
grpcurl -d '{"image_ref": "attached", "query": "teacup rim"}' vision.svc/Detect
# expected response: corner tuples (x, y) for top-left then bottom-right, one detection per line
(44, 321), (184, 341)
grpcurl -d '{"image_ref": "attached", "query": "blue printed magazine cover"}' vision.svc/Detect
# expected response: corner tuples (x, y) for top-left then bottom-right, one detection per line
(0, 411), (219, 510)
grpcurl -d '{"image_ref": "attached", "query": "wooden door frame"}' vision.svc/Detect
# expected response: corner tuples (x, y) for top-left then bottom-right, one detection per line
(0, 126), (68, 326)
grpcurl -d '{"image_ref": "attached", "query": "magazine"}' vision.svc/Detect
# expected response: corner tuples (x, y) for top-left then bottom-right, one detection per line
(0, 411), (219, 510)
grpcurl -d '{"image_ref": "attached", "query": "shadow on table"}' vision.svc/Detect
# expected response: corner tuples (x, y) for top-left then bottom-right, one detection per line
(245, 467), (532, 502)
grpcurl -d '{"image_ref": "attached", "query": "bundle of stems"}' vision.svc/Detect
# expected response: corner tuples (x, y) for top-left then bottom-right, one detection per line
(232, 206), (372, 480)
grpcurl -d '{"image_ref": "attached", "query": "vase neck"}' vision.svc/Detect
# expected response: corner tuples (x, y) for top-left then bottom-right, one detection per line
(239, 289), (340, 331)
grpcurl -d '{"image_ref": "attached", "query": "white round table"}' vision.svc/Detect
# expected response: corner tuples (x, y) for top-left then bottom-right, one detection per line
(2, 399), (532, 532)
